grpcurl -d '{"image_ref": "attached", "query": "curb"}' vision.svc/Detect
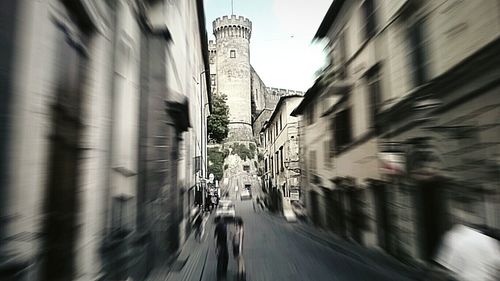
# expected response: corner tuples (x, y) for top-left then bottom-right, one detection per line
(262, 211), (423, 280)
(293, 224), (423, 280)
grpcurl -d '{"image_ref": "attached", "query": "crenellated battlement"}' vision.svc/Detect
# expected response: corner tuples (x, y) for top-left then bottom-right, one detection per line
(208, 40), (216, 50)
(213, 15), (252, 40)
(266, 87), (305, 97)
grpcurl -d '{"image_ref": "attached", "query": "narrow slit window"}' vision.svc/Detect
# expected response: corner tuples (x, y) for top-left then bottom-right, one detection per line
(230, 50), (236, 58)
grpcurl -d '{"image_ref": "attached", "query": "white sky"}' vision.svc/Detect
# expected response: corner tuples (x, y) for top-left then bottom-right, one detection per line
(204, 0), (332, 91)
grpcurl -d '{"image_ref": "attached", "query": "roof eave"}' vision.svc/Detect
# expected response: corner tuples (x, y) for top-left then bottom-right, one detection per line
(313, 0), (346, 40)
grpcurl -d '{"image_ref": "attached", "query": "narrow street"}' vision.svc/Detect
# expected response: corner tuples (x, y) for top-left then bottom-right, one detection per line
(160, 185), (419, 281)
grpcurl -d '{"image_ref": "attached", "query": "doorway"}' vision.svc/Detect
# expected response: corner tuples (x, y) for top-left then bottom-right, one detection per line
(309, 190), (321, 226)
(40, 3), (94, 279)
(41, 19), (90, 281)
(373, 182), (391, 251)
(415, 177), (450, 261)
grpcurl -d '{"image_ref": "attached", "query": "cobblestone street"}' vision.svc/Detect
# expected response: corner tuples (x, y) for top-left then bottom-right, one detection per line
(149, 186), (420, 281)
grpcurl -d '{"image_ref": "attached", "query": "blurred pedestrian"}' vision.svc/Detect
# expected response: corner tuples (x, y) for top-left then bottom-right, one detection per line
(194, 209), (204, 242)
(232, 217), (245, 280)
(205, 194), (210, 212)
(214, 217), (228, 280)
(211, 195), (217, 211)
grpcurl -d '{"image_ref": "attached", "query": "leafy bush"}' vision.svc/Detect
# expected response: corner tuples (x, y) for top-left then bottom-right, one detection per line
(207, 94), (230, 143)
(229, 142), (255, 161)
(249, 143), (256, 152)
(258, 153), (264, 161)
(208, 147), (225, 180)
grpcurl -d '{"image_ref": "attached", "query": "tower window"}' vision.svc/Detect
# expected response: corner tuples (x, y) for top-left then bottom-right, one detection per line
(211, 74), (216, 86)
(230, 50), (236, 58)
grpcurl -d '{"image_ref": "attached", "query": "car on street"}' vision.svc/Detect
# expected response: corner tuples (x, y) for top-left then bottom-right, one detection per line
(240, 189), (252, 200)
(215, 200), (235, 220)
(434, 224), (500, 281)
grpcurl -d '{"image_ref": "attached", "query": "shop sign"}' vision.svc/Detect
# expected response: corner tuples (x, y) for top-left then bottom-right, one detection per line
(378, 152), (405, 175)
(290, 190), (300, 201)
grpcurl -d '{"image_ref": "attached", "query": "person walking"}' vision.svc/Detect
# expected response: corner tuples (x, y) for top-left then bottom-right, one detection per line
(194, 209), (204, 242)
(232, 217), (245, 280)
(214, 217), (229, 280)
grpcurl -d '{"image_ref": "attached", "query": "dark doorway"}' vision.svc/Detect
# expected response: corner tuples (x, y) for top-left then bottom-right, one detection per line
(323, 188), (334, 230)
(415, 178), (450, 261)
(169, 131), (180, 252)
(331, 190), (346, 238)
(324, 188), (345, 237)
(309, 190), (321, 226)
(373, 182), (391, 251)
(348, 189), (364, 243)
(0, 0), (18, 246)
(41, 18), (90, 281)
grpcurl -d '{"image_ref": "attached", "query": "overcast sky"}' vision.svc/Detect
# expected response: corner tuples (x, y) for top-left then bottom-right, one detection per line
(204, 0), (332, 92)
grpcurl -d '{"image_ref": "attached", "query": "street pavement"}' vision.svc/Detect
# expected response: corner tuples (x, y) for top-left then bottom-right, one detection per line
(150, 184), (420, 281)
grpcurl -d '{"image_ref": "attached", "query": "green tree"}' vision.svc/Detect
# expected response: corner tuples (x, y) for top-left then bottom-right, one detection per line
(208, 147), (225, 180)
(207, 94), (230, 143)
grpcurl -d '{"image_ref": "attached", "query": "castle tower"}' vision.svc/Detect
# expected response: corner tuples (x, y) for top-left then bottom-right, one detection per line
(213, 15), (253, 141)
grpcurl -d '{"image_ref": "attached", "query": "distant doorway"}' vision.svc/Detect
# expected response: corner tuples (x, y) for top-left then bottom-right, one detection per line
(373, 182), (391, 251)
(309, 190), (321, 226)
(414, 177), (450, 261)
(41, 12), (91, 280)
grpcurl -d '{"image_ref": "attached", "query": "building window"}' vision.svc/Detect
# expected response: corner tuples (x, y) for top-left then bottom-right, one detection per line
(243, 165), (250, 172)
(324, 140), (330, 167)
(279, 114), (282, 130)
(366, 67), (381, 130)
(264, 157), (268, 173)
(280, 146), (284, 172)
(211, 74), (216, 86)
(334, 108), (352, 153)
(306, 104), (315, 125)
(270, 156), (274, 175)
(329, 118), (336, 157)
(275, 151), (279, 174)
(309, 150), (317, 174)
(409, 20), (427, 86)
(362, 0), (377, 40)
(230, 50), (236, 58)
(338, 32), (347, 79)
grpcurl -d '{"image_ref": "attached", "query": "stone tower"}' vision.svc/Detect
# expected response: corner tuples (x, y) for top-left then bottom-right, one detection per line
(213, 15), (253, 141)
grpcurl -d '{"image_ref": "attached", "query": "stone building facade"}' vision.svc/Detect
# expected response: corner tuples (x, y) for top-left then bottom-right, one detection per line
(261, 95), (303, 212)
(296, 0), (500, 266)
(0, 0), (211, 280)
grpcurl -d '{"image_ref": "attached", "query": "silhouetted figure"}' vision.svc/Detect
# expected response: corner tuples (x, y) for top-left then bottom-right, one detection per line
(194, 209), (204, 242)
(214, 218), (228, 280)
(232, 218), (245, 280)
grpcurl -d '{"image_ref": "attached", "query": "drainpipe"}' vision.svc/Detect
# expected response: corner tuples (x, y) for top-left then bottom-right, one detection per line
(198, 70), (207, 210)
